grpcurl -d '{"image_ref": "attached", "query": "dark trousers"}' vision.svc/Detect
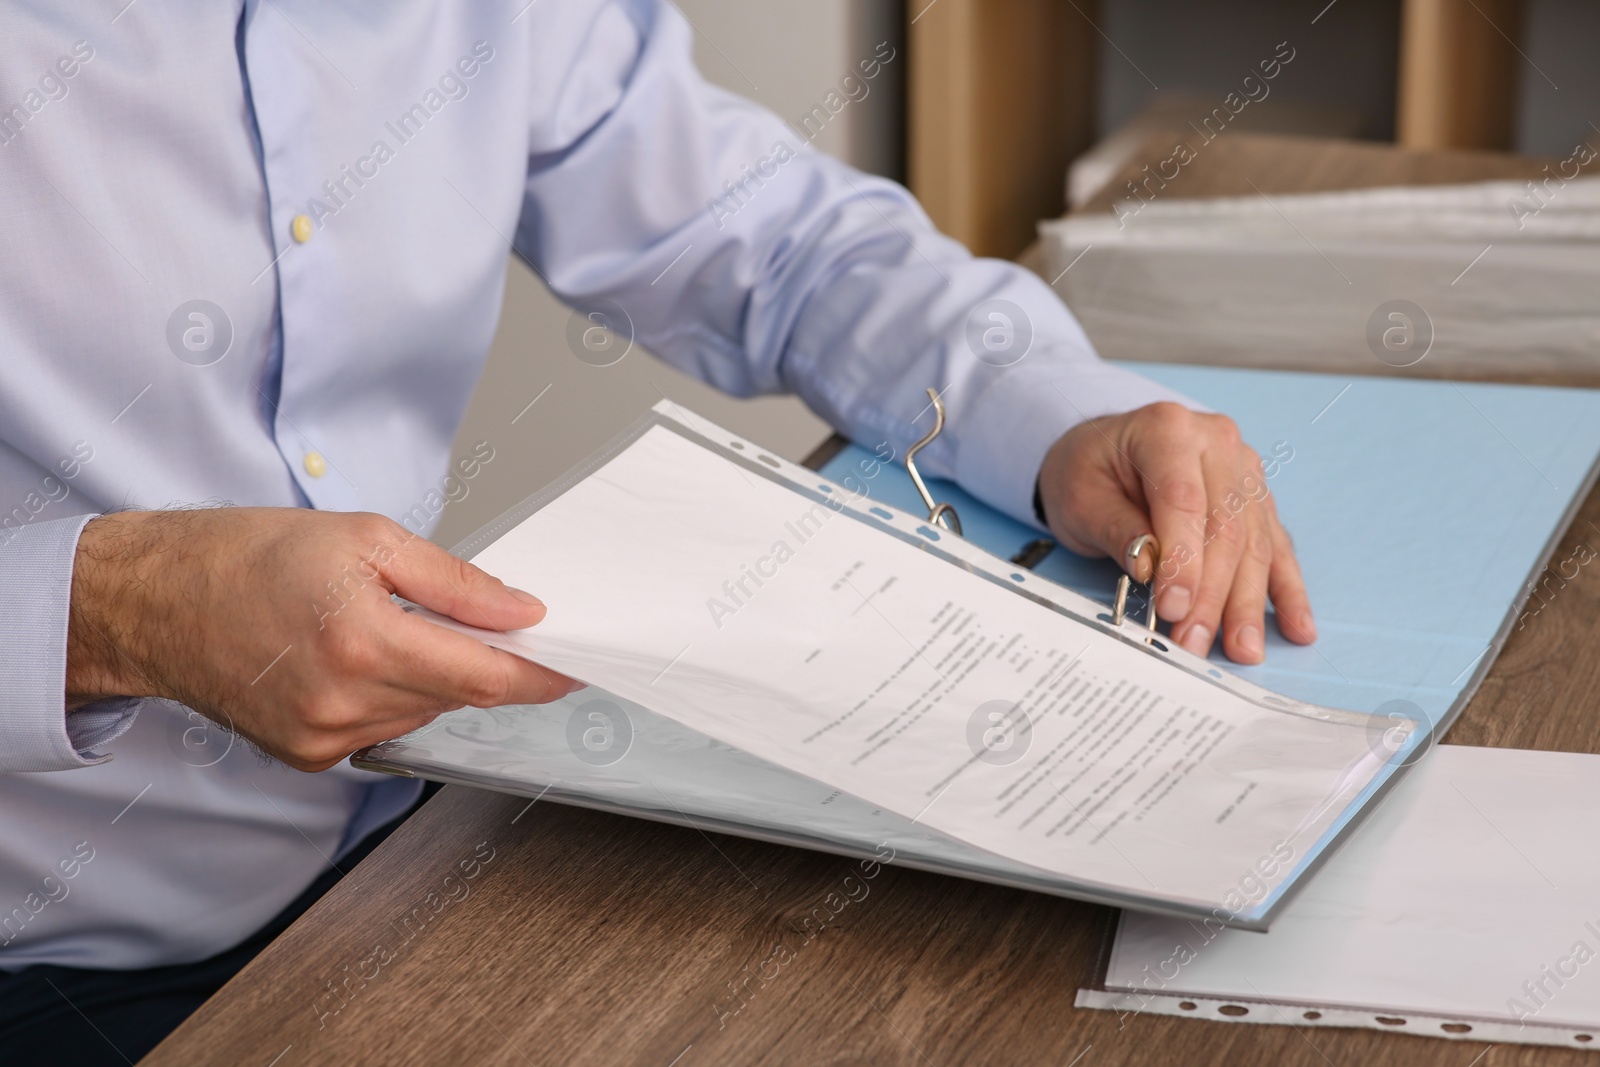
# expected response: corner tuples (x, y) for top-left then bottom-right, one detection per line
(0, 784), (436, 1066)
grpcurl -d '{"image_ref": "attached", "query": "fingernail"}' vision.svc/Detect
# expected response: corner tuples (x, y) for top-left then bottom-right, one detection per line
(506, 587), (544, 608)
(1180, 624), (1212, 657)
(1299, 611), (1317, 641)
(1159, 585), (1192, 621)
(1237, 625), (1264, 659)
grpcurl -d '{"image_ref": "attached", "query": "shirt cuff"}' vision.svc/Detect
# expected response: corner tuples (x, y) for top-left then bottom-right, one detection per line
(953, 358), (1199, 530)
(0, 513), (141, 772)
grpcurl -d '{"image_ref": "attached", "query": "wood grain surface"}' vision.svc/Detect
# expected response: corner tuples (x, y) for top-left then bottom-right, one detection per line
(143, 136), (1600, 1066)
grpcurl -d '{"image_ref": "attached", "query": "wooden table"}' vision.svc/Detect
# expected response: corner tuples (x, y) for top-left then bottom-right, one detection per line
(145, 137), (1600, 1066)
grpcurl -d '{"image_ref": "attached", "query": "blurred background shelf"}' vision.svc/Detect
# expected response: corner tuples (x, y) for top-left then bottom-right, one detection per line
(909, 0), (1596, 258)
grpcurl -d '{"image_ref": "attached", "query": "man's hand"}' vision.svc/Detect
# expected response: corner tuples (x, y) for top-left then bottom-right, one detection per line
(66, 508), (577, 771)
(1037, 403), (1315, 664)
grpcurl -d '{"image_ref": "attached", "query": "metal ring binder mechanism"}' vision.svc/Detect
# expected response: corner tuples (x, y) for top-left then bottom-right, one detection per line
(904, 387), (1159, 635)
(904, 387), (963, 536)
(1113, 534), (1160, 638)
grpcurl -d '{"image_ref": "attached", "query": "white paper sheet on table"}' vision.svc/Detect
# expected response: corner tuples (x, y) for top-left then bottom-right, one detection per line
(361, 403), (1418, 927)
(1083, 744), (1600, 1051)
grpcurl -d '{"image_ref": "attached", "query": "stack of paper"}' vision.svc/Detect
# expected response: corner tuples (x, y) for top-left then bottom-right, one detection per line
(1040, 176), (1600, 377)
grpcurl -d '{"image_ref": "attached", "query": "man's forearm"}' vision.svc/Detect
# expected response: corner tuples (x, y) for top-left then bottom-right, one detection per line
(66, 512), (171, 709)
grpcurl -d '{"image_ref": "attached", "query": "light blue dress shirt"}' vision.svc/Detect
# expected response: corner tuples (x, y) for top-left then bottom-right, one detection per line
(0, 0), (1180, 969)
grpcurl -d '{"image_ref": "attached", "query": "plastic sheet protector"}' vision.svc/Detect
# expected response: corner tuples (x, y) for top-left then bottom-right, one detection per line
(1084, 745), (1600, 1050)
(357, 403), (1422, 928)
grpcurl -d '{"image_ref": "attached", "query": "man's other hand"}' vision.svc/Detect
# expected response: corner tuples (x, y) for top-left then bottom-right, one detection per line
(1037, 403), (1315, 665)
(66, 508), (577, 771)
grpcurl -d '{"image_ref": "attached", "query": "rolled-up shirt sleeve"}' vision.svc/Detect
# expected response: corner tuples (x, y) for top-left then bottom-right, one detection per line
(0, 514), (140, 773)
(515, 0), (1192, 525)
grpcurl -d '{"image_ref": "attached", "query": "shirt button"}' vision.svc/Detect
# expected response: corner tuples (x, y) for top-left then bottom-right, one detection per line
(290, 214), (314, 244)
(303, 451), (327, 478)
